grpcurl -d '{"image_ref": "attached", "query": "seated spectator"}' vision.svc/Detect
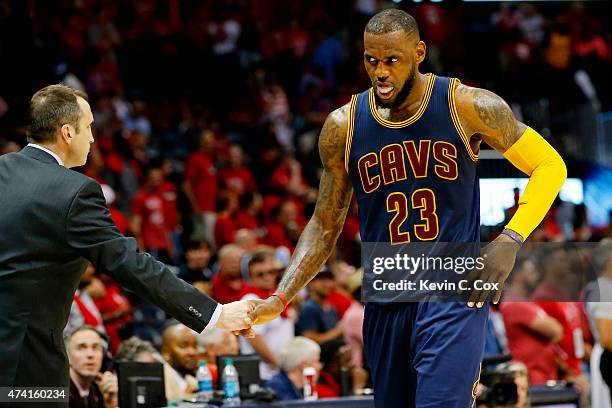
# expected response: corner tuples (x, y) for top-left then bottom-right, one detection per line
(217, 144), (256, 195)
(264, 201), (302, 251)
(236, 191), (263, 232)
(67, 326), (118, 408)
(197, 326), (240, 386)
(65, 264), (106, 338)
(296, 269), (344, 344)
(161, 324), (199, 401)
(234, 228), (258, 253)
(92, 273), (133, 354)
(214, 191), (239, 248)
(500, 256), (563, 384)
(100, 184), (130, 235)
(178, 239), (214, 283)
(240, 247), (295, 379)
(265, 337), (321, 401)
(114, 336), (163, 363)
(317, 339), (368, 398)
(585, 240), (612, 408)
(328, 261), (355, 318)
(212, 244), (252, 304)
(532, 246), (590, 394)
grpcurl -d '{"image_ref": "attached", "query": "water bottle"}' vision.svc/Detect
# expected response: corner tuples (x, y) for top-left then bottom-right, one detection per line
(222, 358), (241, 405)
(196, 360), (214, 402)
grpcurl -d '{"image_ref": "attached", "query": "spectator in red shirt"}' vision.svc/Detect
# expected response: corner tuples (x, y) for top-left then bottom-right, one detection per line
(327, 261), (354, 319)
(500, 256), (564, 385)
(531, 246), (590, 393)
(236, 191), (263, 232)
(92, 274), (133, 354)
(184, 129), (218, 242)
(214, 191), (239, 248)
(218, 144), (256, 195)
(100, 184), (130, 235)
(131, 167), (174, 263)
(265, 201), (302, 251)
(269, 154), (307, 197)
(160, 159), (179, 232)
(317, 339), (368, 398)
(211, 244), (252, 304)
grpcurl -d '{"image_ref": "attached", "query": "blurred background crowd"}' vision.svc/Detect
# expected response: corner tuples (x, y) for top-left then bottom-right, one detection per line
(1, 0), (611, 406)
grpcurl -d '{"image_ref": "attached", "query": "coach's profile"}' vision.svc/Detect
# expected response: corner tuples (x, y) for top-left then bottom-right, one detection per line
(0, 85), (254, 394)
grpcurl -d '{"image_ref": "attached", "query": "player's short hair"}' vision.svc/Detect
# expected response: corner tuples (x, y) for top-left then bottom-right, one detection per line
(365, 9), (419, 38)
(278, 337), (321, 372)
(27, 84), (88, 144)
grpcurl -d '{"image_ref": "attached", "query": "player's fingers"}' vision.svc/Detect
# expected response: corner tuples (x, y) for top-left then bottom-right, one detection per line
(492, 283), (504, 305)
(467, 287), (480, 308)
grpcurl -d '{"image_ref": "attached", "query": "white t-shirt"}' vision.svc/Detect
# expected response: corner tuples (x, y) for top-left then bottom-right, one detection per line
(239, 293), (294, 380)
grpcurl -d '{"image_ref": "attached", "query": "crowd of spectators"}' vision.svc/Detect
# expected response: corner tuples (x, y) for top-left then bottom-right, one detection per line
(1, 0), (611, 406)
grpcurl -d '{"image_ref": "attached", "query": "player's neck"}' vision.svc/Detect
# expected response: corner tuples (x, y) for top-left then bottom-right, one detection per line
(386, 73), (429, 122)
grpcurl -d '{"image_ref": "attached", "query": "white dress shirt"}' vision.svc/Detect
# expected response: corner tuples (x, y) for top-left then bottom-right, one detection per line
(27, 143), (64, 166)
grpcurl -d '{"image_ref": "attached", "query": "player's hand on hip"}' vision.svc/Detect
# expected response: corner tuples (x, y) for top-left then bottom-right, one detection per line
(214, 300), (256, 333)
(249, 296), (285, 325)
(465, 234), (520, 308)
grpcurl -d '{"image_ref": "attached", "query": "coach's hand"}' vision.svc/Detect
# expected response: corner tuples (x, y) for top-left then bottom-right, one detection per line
(214, 300), (257, 337)
(464, 234), (520, 308)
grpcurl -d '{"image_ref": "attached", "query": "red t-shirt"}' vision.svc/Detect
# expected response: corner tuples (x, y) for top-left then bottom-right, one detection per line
(159, 181), (179, 230)
(535, 302), (585, 375)
(214, 213), (238, 248)
(264, 221), (292, 250)
(235, 211), (259, 230)
(218, 166), (256, 194)
(500, 301), (559, 384)
(93, 283), (132, 354)
(132, 189), (170, 250)
(532, 284), (586, 375)
(316, 371), (340, 398)
(185, 152), (218, 212)
(211, 274), (254, 304)
(109, 206), (129, 235)
(327, 290), (352, 318)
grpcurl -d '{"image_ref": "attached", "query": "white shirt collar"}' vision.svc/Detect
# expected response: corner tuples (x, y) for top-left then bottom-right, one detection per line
(27, 143), (64, 166)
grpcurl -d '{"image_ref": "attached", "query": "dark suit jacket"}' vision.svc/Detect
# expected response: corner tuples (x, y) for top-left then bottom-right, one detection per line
(0, 146), (218, 390)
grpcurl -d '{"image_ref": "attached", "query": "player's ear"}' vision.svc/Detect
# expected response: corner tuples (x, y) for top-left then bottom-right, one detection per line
(416, 41), (426, 65)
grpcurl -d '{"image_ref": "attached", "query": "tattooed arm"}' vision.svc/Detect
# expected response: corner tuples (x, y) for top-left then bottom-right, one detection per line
(453, 84), (566, 308)
(454, 83), (527, 153)
(250, 104), (354, 324)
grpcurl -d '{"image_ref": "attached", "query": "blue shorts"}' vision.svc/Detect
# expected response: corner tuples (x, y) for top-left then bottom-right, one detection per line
(363, 302), (489, 408)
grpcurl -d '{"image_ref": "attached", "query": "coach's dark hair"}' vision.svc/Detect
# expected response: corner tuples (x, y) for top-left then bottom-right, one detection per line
(365, 9), (419, 38)
(26, 84), (88, 144)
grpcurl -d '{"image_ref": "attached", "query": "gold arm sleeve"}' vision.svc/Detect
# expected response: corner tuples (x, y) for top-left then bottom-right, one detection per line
(503, 127), (567, 239)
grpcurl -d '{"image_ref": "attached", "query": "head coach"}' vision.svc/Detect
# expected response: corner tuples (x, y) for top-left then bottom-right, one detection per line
(0, 84), (255, 396)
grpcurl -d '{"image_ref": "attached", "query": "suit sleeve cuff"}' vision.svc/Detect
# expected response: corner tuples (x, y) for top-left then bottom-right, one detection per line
(203, 303), (223, 332)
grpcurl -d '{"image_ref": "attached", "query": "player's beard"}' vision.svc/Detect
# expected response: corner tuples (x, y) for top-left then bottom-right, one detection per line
(375, 66), (417, 109)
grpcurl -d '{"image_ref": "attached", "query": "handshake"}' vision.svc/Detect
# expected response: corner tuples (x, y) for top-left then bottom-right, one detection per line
(213, 295), (285, 337)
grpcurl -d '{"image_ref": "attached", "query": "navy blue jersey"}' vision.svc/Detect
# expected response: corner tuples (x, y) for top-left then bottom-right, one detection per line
(346, 74), (480, 244)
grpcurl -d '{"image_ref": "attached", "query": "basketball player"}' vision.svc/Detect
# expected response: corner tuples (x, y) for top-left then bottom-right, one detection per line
(249, 9), (566, 407)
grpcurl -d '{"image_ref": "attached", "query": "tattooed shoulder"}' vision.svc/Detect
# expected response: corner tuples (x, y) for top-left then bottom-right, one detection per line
(454, 84), (526, 152)
(319, 103), (350, 165)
